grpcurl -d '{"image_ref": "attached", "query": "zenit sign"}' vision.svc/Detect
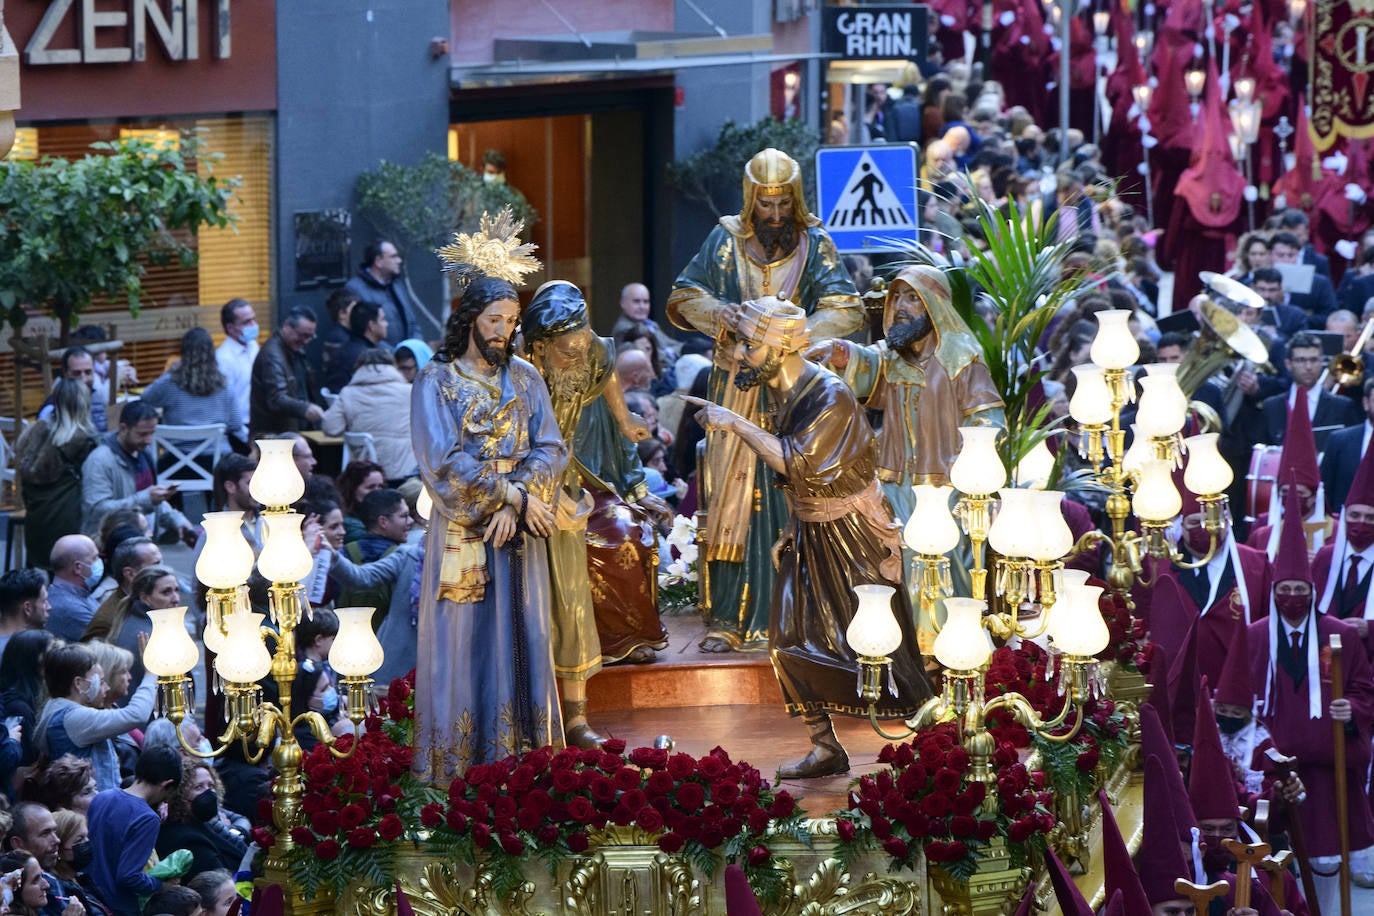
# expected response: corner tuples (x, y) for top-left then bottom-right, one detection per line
(820, 4), (929, 61)
(25, 0), (235, 65)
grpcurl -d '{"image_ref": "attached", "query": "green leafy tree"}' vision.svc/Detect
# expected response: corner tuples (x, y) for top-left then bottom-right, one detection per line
(0, 130), (239, 343)
(668, 117), (821, 219)
(354, 152), (538, 264)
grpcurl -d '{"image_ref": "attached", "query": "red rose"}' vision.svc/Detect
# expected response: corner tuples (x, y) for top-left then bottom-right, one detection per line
(748, 809), (771, 835)
(602, 738), (627, 755)
(552, 769), (579, 794)
(517, 808), (541, 832)
(1008, 817), (1036, 843)
(658, 832), (686, 853)
(591, 776), (618, 804)
(976, 818), (998, 841)
(920, 793), (952, 817)
(676, 782), (706, 812)
(471, 823), (492, 848)
(315, 838), (339, 860)
(877, 745), (896, 764)
(378, 813), (404, 841)
(945, 747), (970, 770)
(567, 797), (595, 824)
(667, 754), (697, 781)
(446, 810), (469, 833)
(933, 768), (961, 793)
(882, 837), (909, 859)
(500, 833), (525, 856)
(901, 812), (930, 837)
(1076, 748), (1100, 772)
(289, 826), (315, 846)
(700, 828), (724, 848)
(629, 747), (668, 769)
(636, 806), (665, 833)
(347, 827), (376, 849)
(698, 756), (726, 780)
(925, 840), (948, 861)
(525, 789), (553, 815)
(338, 804), (366, 830)
(837, 819), (857, 843)
(768, 789), (796, 819)
(713, 783), (740, 806)
(507, 766), (535, 791)
(641, 770), (674, 796)
(568, 832), (589, 852)
(311, 809), (339, 835)
(388, 677), (411, 702)
(614, 767), (641, 791)
(537, 824), (559, 845)
(419, 804), (443, 828)
(494, 796), (518, 819)
(871, 815), (892, 840)
(747, 845), (771, 866)
(946, 840), (968, 859)
(950, 815), (978, 837)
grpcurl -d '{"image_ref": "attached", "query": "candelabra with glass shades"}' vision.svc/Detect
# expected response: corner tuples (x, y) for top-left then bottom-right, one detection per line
(141, 438), (385, 866)
(844, 310), (1234, 810)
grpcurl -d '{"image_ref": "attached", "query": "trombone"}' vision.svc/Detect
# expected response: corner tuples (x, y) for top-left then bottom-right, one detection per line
(1319, 317), (1374, 392)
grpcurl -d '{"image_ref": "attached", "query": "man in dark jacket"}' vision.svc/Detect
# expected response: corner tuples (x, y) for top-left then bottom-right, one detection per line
(324, 300), (387, 393)
(343, 239), (414, 346)
(249, 306), (323, 436)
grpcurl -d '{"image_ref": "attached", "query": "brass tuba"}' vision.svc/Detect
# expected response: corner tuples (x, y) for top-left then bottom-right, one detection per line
(1175, 273), (1274, 397)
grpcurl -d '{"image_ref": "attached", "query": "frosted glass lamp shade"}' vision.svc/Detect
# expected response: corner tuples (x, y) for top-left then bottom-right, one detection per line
(1069, 365), (1114, 426)
(1184, 433), (1233, 496)
(257, 513), (315, 584)
(989, 488), (1038, 557)
(144, 606), (199, 677)
(950, 427), (1006, 495)
(1136, 375), (1189, 439)
(330, 607), (386, 677)
(1053, 584), (1111, 656)
(1185, 69), (1205, 98)
(1122, 425), (1151, 476)
(416, 486), (433, 522)
(215, 612), (272, 684)
(1234, 76), (1256, 104)
(250, 439), (305, 508)
(1015, 439), (1055, 490)
(1133, 82), (1154, 109)
(197, 511), (256, 589)
(1133, 459), (1183, 522)
(1029, 490), (1075, 561)
(905, 485), (961, 555)
(933, 598), (992, 670)
(846, 585), (904, 657)
(1089, 311), (1140, 370)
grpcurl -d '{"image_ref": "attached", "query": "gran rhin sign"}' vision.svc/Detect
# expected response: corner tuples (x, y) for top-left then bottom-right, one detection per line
(820, 4), (929, 61)
(25, 0), (234, 65)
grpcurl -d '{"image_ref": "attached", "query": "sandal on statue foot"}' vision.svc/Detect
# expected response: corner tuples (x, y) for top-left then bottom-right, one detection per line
(565, 722), (607, 750)
(698, 636), (734, 654)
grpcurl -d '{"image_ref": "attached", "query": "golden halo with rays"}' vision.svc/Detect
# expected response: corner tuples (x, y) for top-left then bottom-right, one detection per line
(435, 207), (542, 287)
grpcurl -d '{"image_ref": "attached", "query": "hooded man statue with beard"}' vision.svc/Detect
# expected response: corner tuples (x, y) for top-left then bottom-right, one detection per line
(685, 296), (930, 779)
(811, 264), (1004, 652)
(522, 282), (669, 744)
(668, 148), (863, 654)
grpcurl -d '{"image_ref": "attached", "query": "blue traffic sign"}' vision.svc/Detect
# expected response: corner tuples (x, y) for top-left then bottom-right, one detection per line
(815, 144), (920, 253)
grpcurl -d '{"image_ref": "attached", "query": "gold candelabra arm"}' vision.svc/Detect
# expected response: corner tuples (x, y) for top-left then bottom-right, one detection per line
(1063, 529), (1108, 560)
(155, 676), (230, 759)
(957, 495), (993, 599)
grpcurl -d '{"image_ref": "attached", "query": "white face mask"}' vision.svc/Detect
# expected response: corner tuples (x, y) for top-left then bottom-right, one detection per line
(82, 672), (102, 703)
(483, 172), (506, 185)
(240, 322), (261, 344)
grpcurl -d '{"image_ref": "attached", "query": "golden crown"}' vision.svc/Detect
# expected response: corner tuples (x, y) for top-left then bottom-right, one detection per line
(436, 207), (542, 287)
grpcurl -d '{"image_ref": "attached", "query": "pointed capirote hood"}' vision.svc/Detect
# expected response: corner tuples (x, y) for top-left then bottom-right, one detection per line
(1175, 60), (1246, 228)
(1279, 385), (1321, 491)
(1142, 754), (1199, 904)
(1189, 676), (1243, 821)
(1273, 469), (1314, 585)
(1100, 789), (1155, 916)
(1214, 607), (1256, 708)
(1045, 847), (1095, 916)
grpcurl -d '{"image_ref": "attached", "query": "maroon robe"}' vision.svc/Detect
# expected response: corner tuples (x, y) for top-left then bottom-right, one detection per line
(1136, 541), (1273, 686)
(1248, 613), (1374, 857)
(1312, 541), (1374, 657)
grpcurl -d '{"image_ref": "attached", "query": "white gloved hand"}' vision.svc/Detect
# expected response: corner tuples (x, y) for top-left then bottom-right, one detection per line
(1138, 162), (1150, 175)
(1224, 13), (1241, 30)
(1142, 133), (1159, 149)
(1000, 10), (1016, 25)
(1273, 193), (1288, 211)
(1020, 34), (1031, 44)
(1044, 23), (1056, 35)
(1145, 2), (1156, 14)
(1050, 37), (1063, 51)
(1244, 185), (1260, 202)
(1345, 182), (1368, 204)
(1194, 42), (1205, 58)
(1324, 151), (1350, 175)
(1336, 239), (1360, 260)
(941, 14), (956, 26)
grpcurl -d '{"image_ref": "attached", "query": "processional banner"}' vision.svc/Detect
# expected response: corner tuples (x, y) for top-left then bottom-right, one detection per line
(1312, 0), (1374, 150)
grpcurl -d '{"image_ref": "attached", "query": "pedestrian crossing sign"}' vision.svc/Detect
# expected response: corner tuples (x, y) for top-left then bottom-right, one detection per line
(815, 144), (920, 253)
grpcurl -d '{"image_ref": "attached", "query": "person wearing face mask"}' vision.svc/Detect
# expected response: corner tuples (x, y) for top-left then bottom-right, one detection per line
(1251, 477), (1374, 916)
(287, 664), (349, 752)
(808, 265), (1004, 655)
(1315, 436), (1374, 656)
(1134, 470), (1272, 693)
(1210, 623), (1276, 796)
(155, 758), (246, 878)
(44, 537), (103, 644)
(214, 299), (260, 438)
(1245, 389), (1329, 560)
(49, 810), (108, 916)
(33, 643), (157, 792)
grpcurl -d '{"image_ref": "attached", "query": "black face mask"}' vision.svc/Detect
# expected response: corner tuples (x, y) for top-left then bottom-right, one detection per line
(191, 789), (220, 823)
(70, 840), (94, 872)
(1216, 714), (1248, 736)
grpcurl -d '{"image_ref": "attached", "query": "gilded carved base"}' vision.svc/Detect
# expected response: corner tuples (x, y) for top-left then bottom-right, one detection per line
(282, 822), (928, 916)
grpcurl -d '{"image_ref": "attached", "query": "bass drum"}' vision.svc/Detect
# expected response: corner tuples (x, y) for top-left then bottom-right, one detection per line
(1246, 444), (1283, 524)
